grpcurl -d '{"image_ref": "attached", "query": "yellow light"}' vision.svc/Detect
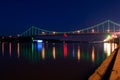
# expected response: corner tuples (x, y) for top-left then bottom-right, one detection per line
(104, 43), (117, 57)
(53, 46), (56, 60)
(77, 46), (80, 61)
(92, 46), (95, 62)
(42, 43), (45, 60)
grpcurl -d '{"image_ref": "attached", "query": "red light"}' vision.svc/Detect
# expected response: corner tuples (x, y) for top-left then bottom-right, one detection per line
(64, 43), (67, 58)
(64, 33), (67, 37)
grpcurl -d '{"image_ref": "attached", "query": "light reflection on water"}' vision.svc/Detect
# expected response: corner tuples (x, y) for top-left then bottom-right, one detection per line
(52, 46), (56, 60)
(91, 46), (95, 63)
(2, 42), (4, 56)
(42, 43), (45, 60)
(77, 45), (80, 61)
(0, 42), (118, 80)
(9, 42), (12, 57)
(63, 43), (67, 58)
(72, 44), (75, 58)
(104, 43), (117, 56)
(1, 42), (117, 62)
(17, 42), (20, 58)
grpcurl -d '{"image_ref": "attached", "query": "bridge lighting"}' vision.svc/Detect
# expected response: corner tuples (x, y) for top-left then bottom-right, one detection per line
(37, 40), (43, 43)
(114, 35), (117, 38)
(107, 35), (111, 39)
(42, 32), (45, 35)
(77, 30), (80, 34)
(107, 29), (110, 33)
(104, 34), (111, 41)
(92, 29), (95, 33)
(64, 33), (68, 37)
(112, 35), (117, 38)
(52, 31), (56, 35)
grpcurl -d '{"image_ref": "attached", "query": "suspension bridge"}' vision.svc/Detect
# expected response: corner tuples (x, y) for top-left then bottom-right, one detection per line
(20, 20), (120, 36)
(1, 20), (120, 42)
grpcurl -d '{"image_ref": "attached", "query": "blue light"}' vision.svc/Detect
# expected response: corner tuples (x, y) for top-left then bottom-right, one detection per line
(33, 40), (43, 51)
(72, 47), (75, 58)
(37, 42), (42, 51)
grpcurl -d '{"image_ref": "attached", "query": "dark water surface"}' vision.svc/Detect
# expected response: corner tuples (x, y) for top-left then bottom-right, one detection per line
(0, 42), (117, 80)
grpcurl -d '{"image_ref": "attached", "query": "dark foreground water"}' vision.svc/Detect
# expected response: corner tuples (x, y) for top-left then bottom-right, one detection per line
(0, 42), (117, 80)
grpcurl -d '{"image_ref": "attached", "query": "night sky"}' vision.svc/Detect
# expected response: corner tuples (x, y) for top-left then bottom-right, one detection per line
(0, 0), (120, 36)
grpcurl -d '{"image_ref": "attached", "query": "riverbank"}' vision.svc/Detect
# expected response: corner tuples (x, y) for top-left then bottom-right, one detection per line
(89, 46), (120, 80)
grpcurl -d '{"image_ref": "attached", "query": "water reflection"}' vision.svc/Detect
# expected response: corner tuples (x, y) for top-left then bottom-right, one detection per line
(63, 43), (67, 58)
(42, 43), (45, 60)
(77, 45), (80, 61)
(2, 42), (4, 56)
(32, 43), (34, 54)
(32, 43), (34, 60)
(72, 44), (75, 58)
(91, 46), (95, 62)
(0, 42), (112, 64)
(1, 41), (117, 80)
(9, 42), (12, 57)
(37, 42), (42, 51)
(104, 43), (117, 56)
(17, 42), (20, 58)
(0, 42), (110, 80)
(52, 46), (56, 60)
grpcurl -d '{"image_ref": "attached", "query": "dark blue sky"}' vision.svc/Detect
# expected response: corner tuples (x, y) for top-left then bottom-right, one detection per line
(0, 0), (120, 36)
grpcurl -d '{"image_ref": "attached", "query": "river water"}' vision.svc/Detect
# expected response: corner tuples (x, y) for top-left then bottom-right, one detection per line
(0, 42), (117, 80)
